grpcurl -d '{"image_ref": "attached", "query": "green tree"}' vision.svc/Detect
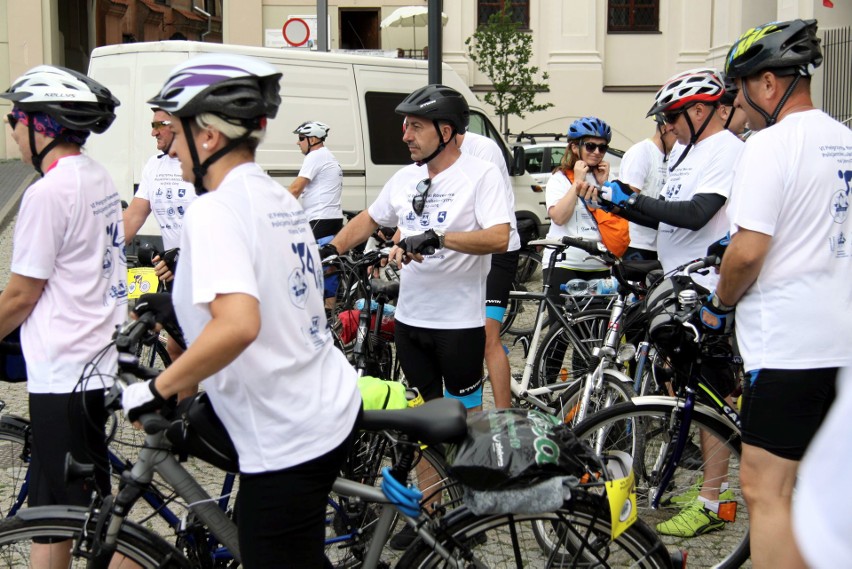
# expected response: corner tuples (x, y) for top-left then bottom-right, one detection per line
(465, 3), (553, 136)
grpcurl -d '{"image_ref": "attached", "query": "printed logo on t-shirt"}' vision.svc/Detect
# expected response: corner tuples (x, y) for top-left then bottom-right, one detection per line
(178, 188), (187, 198)
(167, 207), (175, 218)
(102, 249), (114, 278)
(304, 315), (325, 349)
(419, 213), (431, 227)
(437, 211), (447, 223)
(289, 268), (309, 308)
(156, 188), (163, 197)
(831, 169), (852, 224)
(178, 206), (185, 217)
(829, 231), (848, 258)
(166, 189), (173, 200)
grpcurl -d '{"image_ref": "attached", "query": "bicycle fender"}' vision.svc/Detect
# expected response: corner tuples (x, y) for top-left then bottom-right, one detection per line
(0, 414), (30, 434)
(628, 395), (740, 433)
(602, 368), (633, 385)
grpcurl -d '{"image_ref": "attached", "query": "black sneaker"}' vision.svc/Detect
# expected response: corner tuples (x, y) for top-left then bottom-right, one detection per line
(389, 525), (418, 551)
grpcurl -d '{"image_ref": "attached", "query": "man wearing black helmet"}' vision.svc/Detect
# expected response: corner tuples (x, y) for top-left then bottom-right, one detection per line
(328, 84), (510, 414)
(707, 19), (852, 567)
(0, 65), (125, 566)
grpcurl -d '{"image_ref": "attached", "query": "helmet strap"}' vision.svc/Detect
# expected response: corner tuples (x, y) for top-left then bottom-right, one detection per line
(305, 137), (325, 154)
(182, 116), (254, 196)
(416, 121), (457, 166)
(742, 74), (801, 128)
(668, 106), (716, 172)
(27, 122), (63, 177)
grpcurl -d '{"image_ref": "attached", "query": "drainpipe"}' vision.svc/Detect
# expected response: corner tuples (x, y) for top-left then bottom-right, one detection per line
(194, 5), (212, 42)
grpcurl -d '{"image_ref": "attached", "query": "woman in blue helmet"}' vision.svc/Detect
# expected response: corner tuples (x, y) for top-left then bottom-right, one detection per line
(542, 116), (613, 299)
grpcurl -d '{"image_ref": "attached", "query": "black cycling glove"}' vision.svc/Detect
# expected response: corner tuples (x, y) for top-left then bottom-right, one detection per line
(397, 230), (441, 255)
(319, 243), (339, 260)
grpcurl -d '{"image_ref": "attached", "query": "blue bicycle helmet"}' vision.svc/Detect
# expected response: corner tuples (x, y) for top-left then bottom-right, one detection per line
(567, 117), (612, 143)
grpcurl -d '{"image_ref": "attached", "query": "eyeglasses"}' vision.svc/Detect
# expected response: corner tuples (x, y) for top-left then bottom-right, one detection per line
(412, 178), (431, 216)
(6, 114), (17, 130)
(662, 109), (688, 124)
(298, 135), (308, 142)
(151, 120), (172, 130)
(582, 142), (609, 154)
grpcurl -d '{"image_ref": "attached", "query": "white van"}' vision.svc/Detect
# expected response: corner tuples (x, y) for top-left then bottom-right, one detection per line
(85, 41), (547, 250)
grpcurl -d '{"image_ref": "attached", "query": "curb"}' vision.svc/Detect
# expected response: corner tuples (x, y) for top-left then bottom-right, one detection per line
(0, 171), (35, 233)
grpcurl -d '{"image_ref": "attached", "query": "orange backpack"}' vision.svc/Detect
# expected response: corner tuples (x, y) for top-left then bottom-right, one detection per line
(564, 169), (631, 258)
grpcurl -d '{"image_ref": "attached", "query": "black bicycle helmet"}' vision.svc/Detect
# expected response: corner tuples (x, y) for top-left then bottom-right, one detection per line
(719, 72), (738, 106)
(395, 84), (470, 133)
(0, 65), (119, 134)
(725, 19), (822, 79)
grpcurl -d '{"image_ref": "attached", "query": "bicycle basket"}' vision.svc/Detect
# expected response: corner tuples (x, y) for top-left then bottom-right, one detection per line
(0, 325), (27, 383)
(166, 392), (239, 472)
(644, 275), (708, 361)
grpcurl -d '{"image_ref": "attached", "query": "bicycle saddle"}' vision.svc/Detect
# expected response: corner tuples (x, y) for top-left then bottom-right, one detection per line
(360, 398), (467, 446)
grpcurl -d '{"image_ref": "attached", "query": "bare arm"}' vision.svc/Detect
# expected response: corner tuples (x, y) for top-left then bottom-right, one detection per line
(330, 210), (380, 254)
(151, 292), (260, 398)
(715, 228), (771, 306)
(445, 223), (510, 255)
(548, 182), (583, 226)
(0, 274), (46, 339)
(288, 176), (310, 199)
(123, 197), (152, 244)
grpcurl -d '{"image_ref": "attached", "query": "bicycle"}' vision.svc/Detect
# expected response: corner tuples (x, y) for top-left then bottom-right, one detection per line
(571, 255), (749, 568)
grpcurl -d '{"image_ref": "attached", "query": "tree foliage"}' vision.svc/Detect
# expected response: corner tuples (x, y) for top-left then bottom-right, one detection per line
(465, 3), (553, 136)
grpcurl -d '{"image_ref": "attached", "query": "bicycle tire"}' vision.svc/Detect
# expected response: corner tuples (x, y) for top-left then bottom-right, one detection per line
(515, 249), (543, 285)
(0, 418), (29, 519)
(0, 505), (190, 568)
(550, 369), (636, 427)
(572, 399), (749, 568)
(500, 283), (541, 338)
(397, 491), (673, 568)
(530, 309), (612, 392)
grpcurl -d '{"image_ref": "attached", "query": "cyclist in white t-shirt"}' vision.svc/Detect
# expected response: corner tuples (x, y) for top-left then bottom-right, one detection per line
(0, 65), (125, 567)
(289, 120), (344, 239)
(124, 107), (197, 365)
(593, 68), (744, 538)
(326, 84), (510, 412)
(708, 20), (852, 567)
(121, 54), (361, 569)
(618, 114), (675, 261)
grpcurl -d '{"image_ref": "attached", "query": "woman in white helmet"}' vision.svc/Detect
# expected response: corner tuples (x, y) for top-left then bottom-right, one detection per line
(121, 53), (361, 568)
(0, 65), (125, 566)
(289, 120), (344, 240)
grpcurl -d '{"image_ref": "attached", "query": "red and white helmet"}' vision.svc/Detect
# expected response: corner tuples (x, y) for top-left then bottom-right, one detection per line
(647, 68), (725, 116)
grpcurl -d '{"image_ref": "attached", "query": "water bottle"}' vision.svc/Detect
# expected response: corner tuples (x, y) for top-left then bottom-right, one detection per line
(596, 277), (617, 295)
(561, 279), (591, 295)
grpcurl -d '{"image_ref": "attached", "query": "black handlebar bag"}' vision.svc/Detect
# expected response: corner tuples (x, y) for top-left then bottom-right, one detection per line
(0, 325), (27, 383)
(166, 391), (239, 472)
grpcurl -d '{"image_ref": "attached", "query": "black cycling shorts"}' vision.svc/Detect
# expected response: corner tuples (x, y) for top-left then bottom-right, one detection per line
(28, 390), (111, 508)
(740, 367), (838, 461)
(310, 218), (343, 241)
(394, 320), (485, 408)
(485, 250), (520, 320)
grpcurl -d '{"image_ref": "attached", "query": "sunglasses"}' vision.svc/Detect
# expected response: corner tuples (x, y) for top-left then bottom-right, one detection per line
(6, 114), (18, 130)
(412, 178), (431, 216)
(298, 135), (308, 142)
(662, 108), (690, 124)
(151, 120), (172, 130)
(582, 142), (609, 154)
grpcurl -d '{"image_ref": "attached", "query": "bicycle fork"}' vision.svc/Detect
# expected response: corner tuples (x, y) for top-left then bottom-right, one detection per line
(647, 391), (696, 509)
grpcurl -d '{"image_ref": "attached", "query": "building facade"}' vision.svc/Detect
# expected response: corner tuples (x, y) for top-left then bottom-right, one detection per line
(2, 0), (850, 158)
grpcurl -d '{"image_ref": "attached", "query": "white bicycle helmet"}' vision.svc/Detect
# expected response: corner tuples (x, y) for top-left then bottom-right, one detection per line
(293, 121), (330, 140)
(0, 65), (119, 133)
(647, 68), (725, 116)
(147, 53), (282, 120)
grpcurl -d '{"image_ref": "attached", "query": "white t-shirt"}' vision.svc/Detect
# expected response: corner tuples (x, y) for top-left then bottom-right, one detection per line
(368, 153), (511, 329)
(297, 146), (343, 222)
(794, 365), (852, 567)
(172, 162), (361, 473)
(11, 154), (128, 393)
(460, 131), (521, 252)
(135, 154), (197, 250)
(619, 138), (666, 252)
(657, 130), (743, 289)
(543, 170), (607, 272)
(727, 110), (852, 372)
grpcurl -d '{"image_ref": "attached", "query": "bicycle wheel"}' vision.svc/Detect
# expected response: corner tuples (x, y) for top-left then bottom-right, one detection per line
(398, 491), (673, 568)
(550, 369), (635, 427)
(0, 418), (29, 519)
(572, 400), (749, 568)
(500, 283), (540, 338)
(0, 506), (190, 568)
(515, 249), (543, 285)
(531, 309), (612, 391)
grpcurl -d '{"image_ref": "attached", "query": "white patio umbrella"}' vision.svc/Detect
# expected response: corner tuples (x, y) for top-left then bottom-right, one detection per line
(380, 6), (448, 50)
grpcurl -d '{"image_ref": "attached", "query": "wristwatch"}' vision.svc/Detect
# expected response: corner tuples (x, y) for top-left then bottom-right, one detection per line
(626, 192), (640, 210)
(710, 293), (735, 312)
(433, 229), (446, 249)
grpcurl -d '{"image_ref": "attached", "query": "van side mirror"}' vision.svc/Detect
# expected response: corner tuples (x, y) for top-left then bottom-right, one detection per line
(510, 145), (526, 176)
